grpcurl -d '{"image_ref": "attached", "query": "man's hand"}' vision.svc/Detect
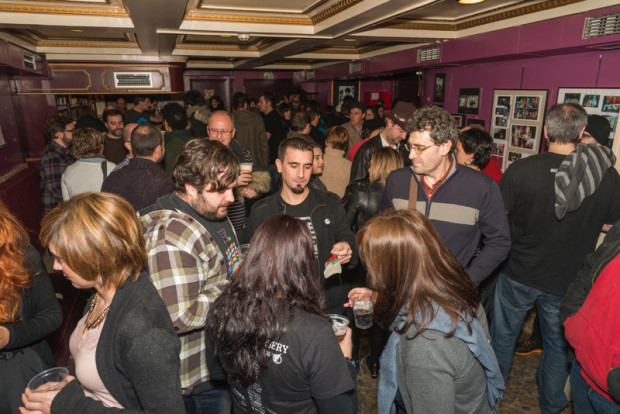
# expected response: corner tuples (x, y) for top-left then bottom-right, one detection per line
(236, 170), (253, 187)
(239, 188), (258, 199)
(331, 242), (352, 265)
(344, 287), (375, 308)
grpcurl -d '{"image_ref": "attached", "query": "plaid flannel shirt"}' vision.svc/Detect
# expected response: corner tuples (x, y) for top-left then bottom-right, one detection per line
(141, 208), (228, 395)
(39, 141), (75, 215)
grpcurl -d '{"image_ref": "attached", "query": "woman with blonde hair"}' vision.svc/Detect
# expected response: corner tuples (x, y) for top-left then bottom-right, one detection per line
(0, 202), (62, 412)
(61, 127), (116, 200)
(321, 126), (352, 197)
(349, 209), (504, 413)
(21, 192), (184, 413)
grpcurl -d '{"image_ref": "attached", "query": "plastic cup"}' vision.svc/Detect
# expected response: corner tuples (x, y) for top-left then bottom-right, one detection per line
(353, 299), (373, 329)
(239, 162), (253, 172)
(328, 314), (349, 342)
(27, 367), (69, 392)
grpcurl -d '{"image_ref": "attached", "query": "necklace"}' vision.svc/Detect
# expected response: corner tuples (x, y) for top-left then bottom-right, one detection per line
(84, 293), (111, 331)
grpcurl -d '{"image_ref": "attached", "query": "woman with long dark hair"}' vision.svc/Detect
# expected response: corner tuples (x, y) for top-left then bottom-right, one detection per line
(21, 192), (184, 413)
(349, 209), (504, 414)
(208, 214), (357, 413)
(0, 201), (62, 412)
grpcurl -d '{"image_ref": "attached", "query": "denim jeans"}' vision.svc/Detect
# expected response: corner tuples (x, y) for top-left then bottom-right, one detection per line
(490, 272), (570, 413)
(570, 360), (620, 414)
(183, 383), (232, 414)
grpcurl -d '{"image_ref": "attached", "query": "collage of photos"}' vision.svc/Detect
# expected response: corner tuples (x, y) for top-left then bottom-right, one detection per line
(557, 88), (620, 149)
(491, 89), (548, 171)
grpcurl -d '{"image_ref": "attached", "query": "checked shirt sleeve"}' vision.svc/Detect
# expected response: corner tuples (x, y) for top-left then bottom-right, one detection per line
(142, 211), (228, 333)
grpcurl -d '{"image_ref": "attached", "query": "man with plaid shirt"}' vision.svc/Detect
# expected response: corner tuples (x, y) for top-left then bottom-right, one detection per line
(140, 139), (241, 414)
(39, 116), (75, 215)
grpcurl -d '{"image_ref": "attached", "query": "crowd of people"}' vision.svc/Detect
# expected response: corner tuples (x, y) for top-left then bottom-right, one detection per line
(0, 87), (618, 414)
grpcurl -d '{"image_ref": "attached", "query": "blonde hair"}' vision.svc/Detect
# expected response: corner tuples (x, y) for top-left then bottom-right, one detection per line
(40, 192), (145, 288)
(370, 147), (404, 186)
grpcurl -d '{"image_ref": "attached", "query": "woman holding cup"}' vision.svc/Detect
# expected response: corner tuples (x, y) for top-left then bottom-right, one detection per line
(349, 209), (504, 413)
(21, 192), (184, 413)
(207, 214), (357, 413)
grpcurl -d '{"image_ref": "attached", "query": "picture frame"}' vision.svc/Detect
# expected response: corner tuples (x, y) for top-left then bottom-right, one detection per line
(466, 118), (485, 127)
(458, 88), (481, 114)
(491, 89), (548, 171)
(557, 87), (620, 149)
(452, 114), (465, 128)
(333, 80), (360, 107)
(433, 73), (446, 103)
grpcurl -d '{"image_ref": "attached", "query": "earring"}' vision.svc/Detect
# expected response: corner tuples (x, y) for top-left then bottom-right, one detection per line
(96, 275), (103, 286)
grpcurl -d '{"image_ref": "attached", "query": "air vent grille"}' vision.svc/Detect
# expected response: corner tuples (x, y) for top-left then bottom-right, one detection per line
(583, 11), (620, 39)
(23, 52), (36, 70)
(113, 72), (152, 88)
(417, 46), (440, 63)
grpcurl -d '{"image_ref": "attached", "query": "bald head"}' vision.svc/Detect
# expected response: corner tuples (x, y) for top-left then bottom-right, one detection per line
(207, 110), (236, 147)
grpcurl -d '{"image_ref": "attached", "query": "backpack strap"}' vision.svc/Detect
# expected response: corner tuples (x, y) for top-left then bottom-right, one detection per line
(100, 160), (108, 179)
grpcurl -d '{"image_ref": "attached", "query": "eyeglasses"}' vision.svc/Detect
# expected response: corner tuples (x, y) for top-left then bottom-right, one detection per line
(404, 143), (438, 154)
(208, 128), (233, 137)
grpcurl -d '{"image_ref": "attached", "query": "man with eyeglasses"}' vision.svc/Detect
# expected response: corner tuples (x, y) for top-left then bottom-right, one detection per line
(208, 111), (269, 232)
(380, 105), (510, 285)
(39, 115), (76, 216)
(349, 101), (414, 185)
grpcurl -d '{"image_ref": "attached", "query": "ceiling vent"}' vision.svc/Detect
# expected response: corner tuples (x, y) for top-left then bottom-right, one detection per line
(583, 11), (620, 39)
(113, 72), (153, 88)
(22, 52), (36, 70)
(417, 46), (440, 63)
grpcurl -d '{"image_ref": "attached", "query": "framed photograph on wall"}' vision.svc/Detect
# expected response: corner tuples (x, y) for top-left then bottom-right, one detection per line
(333, 80), (360, 107)
(433, 74), (446, 103)
(466, 118), (485, 127)
(458, 88), (481, 114)
(491, 89), (548, 171)
(558, 87), (620, 149)
(452, 114), (465, 128)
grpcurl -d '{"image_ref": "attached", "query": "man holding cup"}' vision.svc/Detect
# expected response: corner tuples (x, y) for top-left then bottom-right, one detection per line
(208, 111), (270, 232)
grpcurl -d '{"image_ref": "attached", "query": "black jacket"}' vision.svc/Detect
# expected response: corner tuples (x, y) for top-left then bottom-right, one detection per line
(342, 181), (383, 233)
(349, 134), (409, 185)
(561, 219), (620, 401)
(245, 187), (358, 313)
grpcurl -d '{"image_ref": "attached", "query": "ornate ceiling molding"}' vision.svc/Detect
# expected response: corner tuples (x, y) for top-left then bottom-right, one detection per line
(38, 41), (138, 48)
(184, 11), (312, 25)
(312, 0), (364, 24)
(175, 44), (260, 52)
(0, 3), (128, 17)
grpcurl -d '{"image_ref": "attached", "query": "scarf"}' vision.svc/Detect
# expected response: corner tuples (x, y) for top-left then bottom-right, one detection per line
(377, 303), (504, 414)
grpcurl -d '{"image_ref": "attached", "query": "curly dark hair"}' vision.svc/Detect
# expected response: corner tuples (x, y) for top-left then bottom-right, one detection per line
(161, 102), (188, 131)
(406, 105), (457, 150)
(207, 215), (325, 386)
(458, 127), (493, 169)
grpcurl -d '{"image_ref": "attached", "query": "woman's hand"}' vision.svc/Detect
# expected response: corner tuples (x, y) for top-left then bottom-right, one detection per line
(344, 287), (375, 308)
(338, 327), (353, 359)
(20, 376), (75, 414)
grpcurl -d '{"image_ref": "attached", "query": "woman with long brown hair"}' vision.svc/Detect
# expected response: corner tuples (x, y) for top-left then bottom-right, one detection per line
(349, 209), (504, 414)
(0, 201), (62, 412)
(208, 214), (357, 413)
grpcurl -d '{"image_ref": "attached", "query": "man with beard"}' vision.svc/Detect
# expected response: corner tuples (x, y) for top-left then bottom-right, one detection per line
(245, 137), (357, 314)
(140, 139), (240, 414)
(102, 109), (128, 164)
(102, 124), (175, 211)
(39, 115), (75, 215)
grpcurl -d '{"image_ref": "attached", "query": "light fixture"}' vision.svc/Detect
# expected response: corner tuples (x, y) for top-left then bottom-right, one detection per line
(343, 38), (356, 42)
(457, 0), (485, 4)
(237, 33), (250, 41)
(71, 29), (84, 32)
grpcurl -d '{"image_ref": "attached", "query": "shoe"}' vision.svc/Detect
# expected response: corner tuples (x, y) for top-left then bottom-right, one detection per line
(366, 358), (380, 378)
(515, 337), (543, 355)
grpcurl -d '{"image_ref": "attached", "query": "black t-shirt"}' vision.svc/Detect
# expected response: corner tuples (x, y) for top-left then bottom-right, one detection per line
(501, 152), (620, 295)
(103, 135), (128, 165)
(281, 195), (319, 260)
(263, 111), (285, 164)
(228, 310), (355, 414)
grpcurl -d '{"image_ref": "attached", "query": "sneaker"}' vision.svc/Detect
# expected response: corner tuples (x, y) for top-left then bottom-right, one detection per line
(515, 338), (543, 355)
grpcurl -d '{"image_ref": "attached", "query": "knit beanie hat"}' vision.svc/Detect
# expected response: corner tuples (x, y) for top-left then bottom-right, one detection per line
(585, 115), (612, 146)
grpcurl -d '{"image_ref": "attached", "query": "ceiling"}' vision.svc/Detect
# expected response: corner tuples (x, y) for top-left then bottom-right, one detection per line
(0, 0), (614, 70)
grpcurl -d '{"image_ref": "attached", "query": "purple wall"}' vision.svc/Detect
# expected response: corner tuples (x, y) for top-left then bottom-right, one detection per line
(0, 74), (27, 176)
(420, 50), (620, 126)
